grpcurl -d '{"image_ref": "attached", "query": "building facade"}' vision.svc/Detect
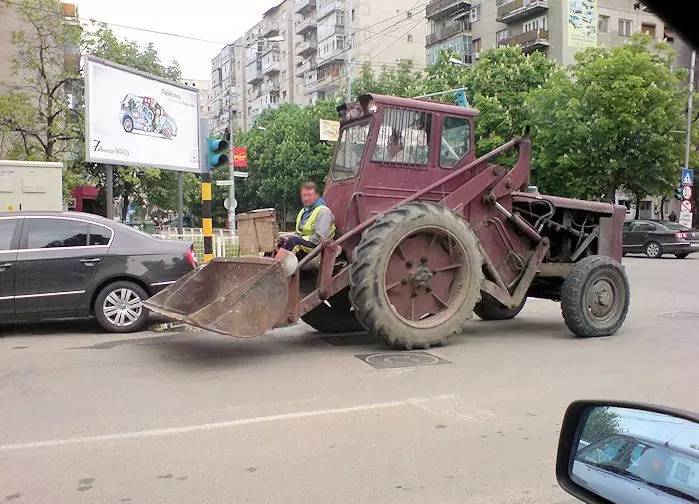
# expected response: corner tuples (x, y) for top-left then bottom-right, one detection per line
(182, 79), (212, 119)
(426, 0), (680, 68)
(211, 0), (426, 132)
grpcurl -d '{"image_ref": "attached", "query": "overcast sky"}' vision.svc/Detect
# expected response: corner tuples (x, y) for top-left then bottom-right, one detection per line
(76, 0), (281, 81)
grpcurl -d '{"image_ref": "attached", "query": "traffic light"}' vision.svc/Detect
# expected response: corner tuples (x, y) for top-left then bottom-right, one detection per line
(674, 187), (683, 200)
(207, 137), (229, 171)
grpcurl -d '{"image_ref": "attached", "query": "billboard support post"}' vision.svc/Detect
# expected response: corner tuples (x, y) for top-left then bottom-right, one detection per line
(105, 164), (114, 220)
(177, 171), (184, 234)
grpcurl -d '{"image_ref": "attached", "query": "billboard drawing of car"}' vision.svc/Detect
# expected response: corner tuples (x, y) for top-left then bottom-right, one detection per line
(120, 94), (178, 139)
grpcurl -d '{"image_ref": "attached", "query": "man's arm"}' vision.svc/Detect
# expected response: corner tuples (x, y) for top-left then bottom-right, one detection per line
(309, 207), (335, 244)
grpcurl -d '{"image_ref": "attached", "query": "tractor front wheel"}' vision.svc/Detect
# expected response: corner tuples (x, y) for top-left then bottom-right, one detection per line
(350, 202), (483, 350)
(301, 288), (363, 334)
(560, 256), (630, 337)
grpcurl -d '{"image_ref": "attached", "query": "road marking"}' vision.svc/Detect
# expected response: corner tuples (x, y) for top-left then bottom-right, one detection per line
(0, 396), (453, 452)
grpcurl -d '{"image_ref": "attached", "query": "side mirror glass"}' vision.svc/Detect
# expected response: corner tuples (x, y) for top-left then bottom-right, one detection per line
(556, 401), (699, 503)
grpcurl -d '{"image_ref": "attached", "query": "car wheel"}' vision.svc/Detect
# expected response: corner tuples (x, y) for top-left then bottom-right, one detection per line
(644, 241), (662, 258)
(94, 281), (149, 333)
(675, 252), (690, 259)
(122, 116), (134, 132)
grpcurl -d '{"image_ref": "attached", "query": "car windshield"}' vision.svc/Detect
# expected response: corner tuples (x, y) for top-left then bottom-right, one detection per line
(330, 121), (371, 181)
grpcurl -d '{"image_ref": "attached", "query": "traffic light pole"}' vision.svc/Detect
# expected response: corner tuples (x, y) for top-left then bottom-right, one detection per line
(228, 48), (237, 234)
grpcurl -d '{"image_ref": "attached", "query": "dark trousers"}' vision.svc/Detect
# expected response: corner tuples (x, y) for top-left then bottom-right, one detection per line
(281, 235), (316, 251)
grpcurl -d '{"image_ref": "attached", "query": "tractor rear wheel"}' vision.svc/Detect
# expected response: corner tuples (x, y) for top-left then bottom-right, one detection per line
(301, 288), (363, 334)
(474, 292), (526, 321)
(350, 202), (483, 350)
(560, 255), (629, 337)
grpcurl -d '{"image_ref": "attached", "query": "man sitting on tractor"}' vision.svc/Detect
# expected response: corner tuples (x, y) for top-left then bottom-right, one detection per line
(280, 181), (336, 255)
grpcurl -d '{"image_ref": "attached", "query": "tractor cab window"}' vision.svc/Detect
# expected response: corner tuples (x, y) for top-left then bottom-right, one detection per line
(440, 116), (471, 168)
(331, 121), (371, 181)
(372, 107), (431, 166)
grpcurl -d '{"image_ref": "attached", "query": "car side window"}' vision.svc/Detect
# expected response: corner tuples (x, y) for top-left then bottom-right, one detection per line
(89, 224), (112, 246)
(26, 218), (88, 249)
(440, 117), (471, 168)
(0, 219), (18, 250)
(633, 222), (654, 232)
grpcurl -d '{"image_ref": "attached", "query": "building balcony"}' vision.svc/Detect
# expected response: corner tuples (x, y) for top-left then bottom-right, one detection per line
(426, 0), (470, 20)
(296, 38), (318, 57)
(262, 59), (280, 75)
(246, 64), (263, 84)
(496, 0), (549, 23)
(296, 58), (316, 76)
(500, 28), (549, 52)
(261, 19), (280, 37)
(426, 20), (471, 47)
(296, 16), (317, 35)
(294, 0), (316, 15)
(261, 80), (281, 94)
(316, 0), (341, 20)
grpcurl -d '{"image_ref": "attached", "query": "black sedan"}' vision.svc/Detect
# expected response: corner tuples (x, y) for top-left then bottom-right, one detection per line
(0, 212), (197, 332)
(622, 219), (699, 258)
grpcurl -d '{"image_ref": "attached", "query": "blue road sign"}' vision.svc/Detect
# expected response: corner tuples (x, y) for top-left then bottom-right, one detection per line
(681, 168), (694, 186)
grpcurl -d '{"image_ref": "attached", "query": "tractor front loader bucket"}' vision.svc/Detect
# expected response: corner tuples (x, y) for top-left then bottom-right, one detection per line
(143, 257), (290, 337)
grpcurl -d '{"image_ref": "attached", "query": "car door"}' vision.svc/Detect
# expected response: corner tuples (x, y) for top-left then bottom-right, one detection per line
(0, 216), (22, 318)
(14, 216), (110, 317)
(623, 221), (643, 251)
(635, 222), (656, 248)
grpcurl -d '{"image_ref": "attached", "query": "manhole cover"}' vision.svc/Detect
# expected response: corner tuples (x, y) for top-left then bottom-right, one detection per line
(355, 351), (451, 369)
(660, 311), (699, 320)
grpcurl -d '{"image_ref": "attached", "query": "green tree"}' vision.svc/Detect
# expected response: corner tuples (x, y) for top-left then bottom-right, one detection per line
(0, 0), (82, 162)
(218, 101), (337, 229)
(350, 60), (421, 98)
(82, 25), (192, 220)
(528, 34), (686, 202)
(580, 407), (621, 444)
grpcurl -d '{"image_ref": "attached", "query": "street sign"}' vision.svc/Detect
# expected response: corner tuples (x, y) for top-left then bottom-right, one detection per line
(319, 119), (340, 141)
(679, 212), (693, 228)
(683, 185), (692, 200)
(215, 180), (233, 186)
(232, 171), (249, 178)
(232, 146), (248, 168)
(681, 200), (692, 213)
(681, 168), (694, 186)
(224, 197), (237, 210)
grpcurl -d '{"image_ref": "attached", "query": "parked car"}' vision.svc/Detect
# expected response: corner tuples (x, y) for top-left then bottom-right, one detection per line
(622, 219), (699, 258)
(120, 94), (177, 139)
(0, 212), (197, 332)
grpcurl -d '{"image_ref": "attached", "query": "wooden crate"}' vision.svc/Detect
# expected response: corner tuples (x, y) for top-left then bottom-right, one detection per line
(237, 208), (278, 255)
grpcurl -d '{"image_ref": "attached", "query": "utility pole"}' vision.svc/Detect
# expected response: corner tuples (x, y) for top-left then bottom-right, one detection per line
(685, 50), (696, 170)
(228, 44), (237, 233)
(346, 0), (353, 101)
(105, 164), (114, 220)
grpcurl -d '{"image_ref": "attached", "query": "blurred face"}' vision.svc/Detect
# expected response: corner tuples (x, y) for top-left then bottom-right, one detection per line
(300, 186), (319, 207)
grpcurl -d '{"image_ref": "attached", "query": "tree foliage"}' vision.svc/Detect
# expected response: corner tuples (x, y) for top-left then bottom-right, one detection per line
(0, 0), (82, 162)
(580, 407), (622, 444)
(527, 35), (687, 202)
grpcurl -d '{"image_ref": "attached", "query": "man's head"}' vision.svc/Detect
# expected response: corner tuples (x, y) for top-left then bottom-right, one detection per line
(300, 181), (320, 207)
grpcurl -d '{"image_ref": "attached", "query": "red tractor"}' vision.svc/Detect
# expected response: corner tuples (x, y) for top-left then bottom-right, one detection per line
(145, 94), (630, 350)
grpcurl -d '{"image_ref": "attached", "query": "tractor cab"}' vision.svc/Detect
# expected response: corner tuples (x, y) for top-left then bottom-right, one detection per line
(324, 94), (480, 240)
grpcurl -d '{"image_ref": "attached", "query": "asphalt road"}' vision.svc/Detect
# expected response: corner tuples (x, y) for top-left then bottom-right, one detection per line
(1, 256), (698, 504)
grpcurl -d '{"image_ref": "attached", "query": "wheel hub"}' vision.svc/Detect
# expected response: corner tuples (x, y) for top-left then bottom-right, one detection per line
(408, 265), (434, 290)
(588, 279), (615, 319)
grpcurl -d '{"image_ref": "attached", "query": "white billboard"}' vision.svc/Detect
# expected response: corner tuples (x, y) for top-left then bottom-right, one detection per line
(84, 56), (200, 172)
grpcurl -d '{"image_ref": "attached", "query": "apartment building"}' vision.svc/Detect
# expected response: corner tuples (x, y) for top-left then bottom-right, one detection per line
(182, 79), (212, 119)
(426, 0), (680, 68)
(211, 0), (426, 131)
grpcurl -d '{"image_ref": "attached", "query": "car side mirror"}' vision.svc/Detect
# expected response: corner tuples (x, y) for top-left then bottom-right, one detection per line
(556, 400), (699, 503)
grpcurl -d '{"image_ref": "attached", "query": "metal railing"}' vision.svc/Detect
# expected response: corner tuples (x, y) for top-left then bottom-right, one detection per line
(502, 28), (549, 48)
(496, 0), (549, 22)
(426, 0), (470, 19)
(155, 229), (240, 258)
(426, 20), (471, 46)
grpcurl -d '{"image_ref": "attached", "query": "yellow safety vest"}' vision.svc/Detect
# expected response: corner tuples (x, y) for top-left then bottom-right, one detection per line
(294, 205), (336, 254)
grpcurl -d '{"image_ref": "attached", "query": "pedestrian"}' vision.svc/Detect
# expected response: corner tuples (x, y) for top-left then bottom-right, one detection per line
(668, 210), (677, 222)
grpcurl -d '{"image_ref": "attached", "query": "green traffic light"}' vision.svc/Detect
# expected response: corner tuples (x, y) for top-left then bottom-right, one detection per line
(207, 137), (229, 169)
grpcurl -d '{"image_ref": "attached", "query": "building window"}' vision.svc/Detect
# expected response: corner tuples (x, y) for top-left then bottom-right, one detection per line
(496, 29), (510, 45)
(473, 38), (482, 53)
(619, 19), (632, 37)
(641, 23), (656, 38)
(351, 8), (356, 21)
(407, 34), (413, 42)
(598, 15), (609, 33)
(470, 5), (480, 22)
